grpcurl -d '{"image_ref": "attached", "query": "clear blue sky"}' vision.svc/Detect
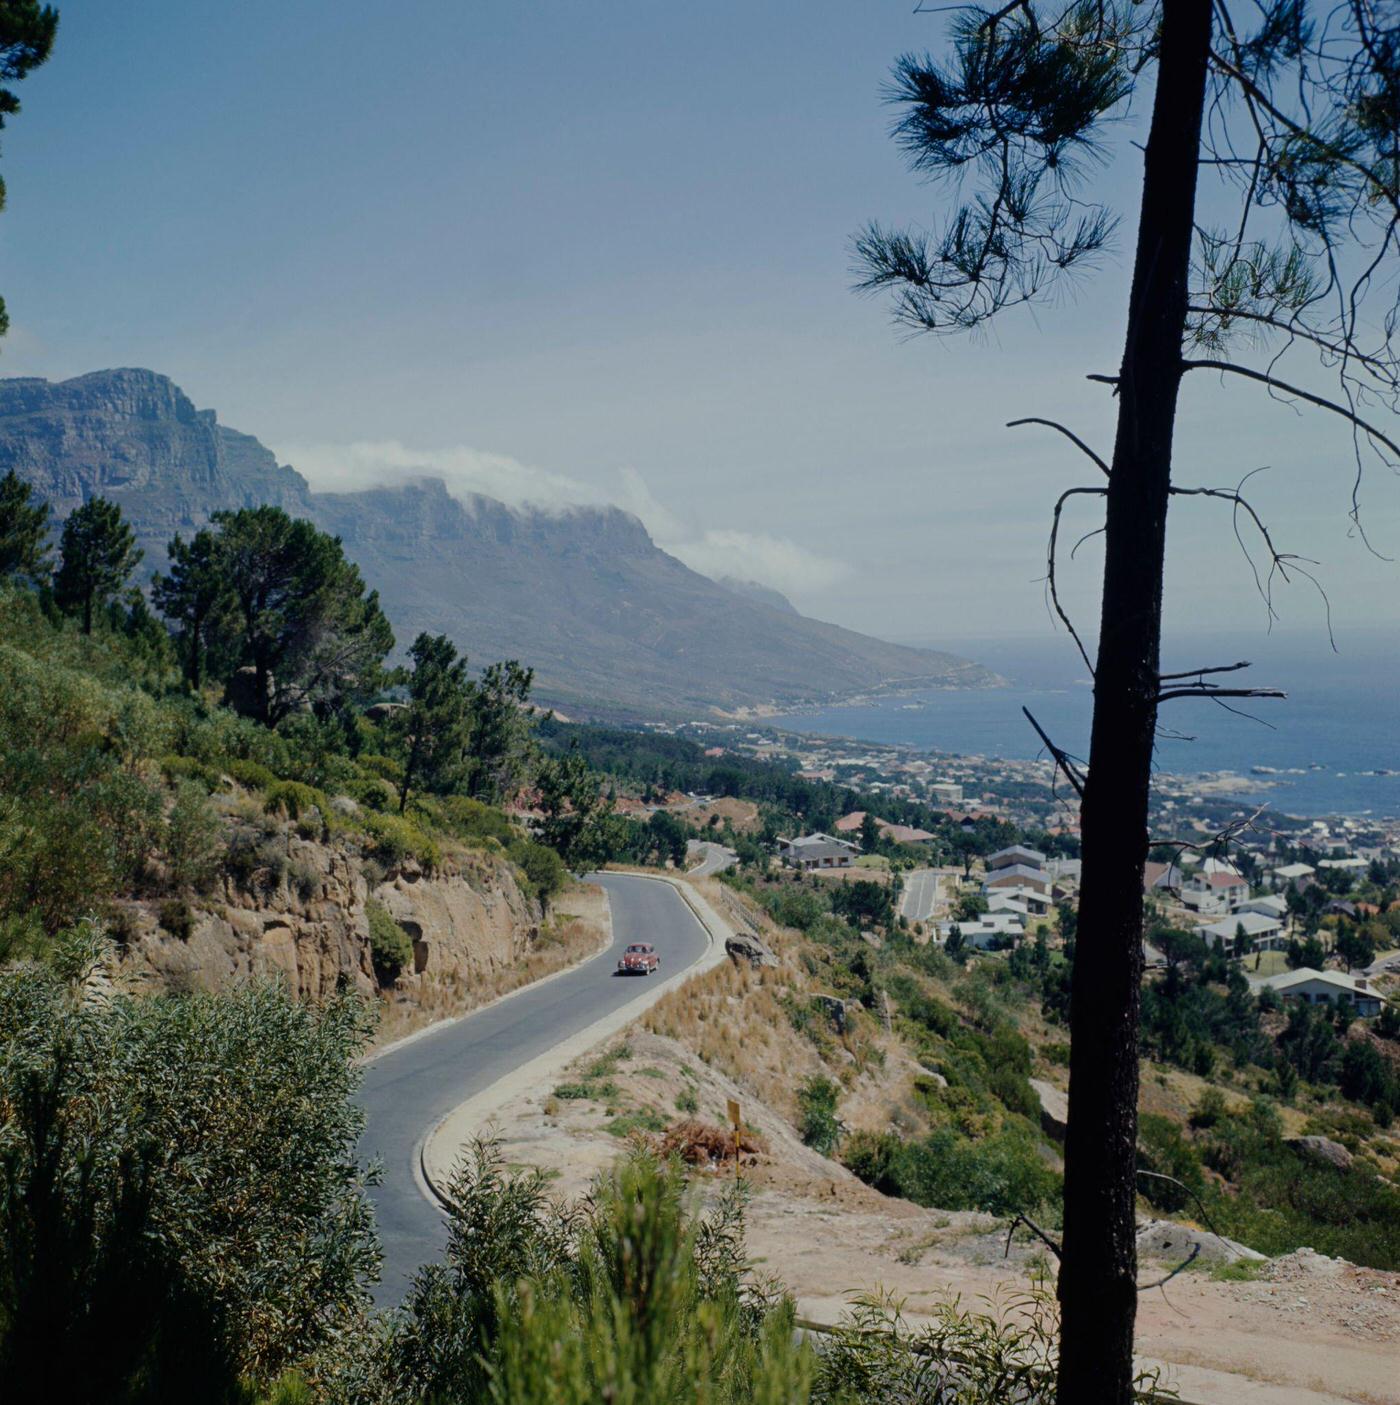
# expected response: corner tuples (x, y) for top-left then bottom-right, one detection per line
(3, 0), (1397, 654)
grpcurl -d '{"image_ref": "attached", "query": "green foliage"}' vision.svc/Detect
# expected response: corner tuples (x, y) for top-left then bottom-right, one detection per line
(536, 747), (626, 873)
(360, 810), (441, 871)
(364, 897), (414, 987)
(53, 496), (142, 635)
(508, 837), (569, 910)
(844, 1123), (1061, 1219)
(388, 632), (474, 812)
(165, 779), (225, 891)
(190, 506), (394, 726)
(152, 527), (232, 690)
(263, 780), (325, 823)
(797, 1075), (842, 1155)
(0, 964), (378, 1398)
(374, 1140), (809, 1405)
(0, 467), (50, 583)
(1136, 1114), (1205, 1213)
(227, 757), (278, 790)
(812, 1280), (1165, 1405)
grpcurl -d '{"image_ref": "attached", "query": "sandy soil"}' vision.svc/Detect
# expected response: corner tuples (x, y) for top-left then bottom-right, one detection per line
(472, 1025), (1400, 1405)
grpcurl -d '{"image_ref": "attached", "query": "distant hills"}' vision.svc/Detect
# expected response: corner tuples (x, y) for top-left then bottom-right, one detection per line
(0, 369), (998, 716)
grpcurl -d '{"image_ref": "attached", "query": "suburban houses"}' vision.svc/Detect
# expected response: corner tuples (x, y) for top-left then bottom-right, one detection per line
(1253, 966), (1384, 1018)
(777, 833), (858, 871)
(1196, 910), (1287, 957)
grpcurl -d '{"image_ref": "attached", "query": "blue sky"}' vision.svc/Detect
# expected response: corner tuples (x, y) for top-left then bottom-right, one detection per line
(3, 0), (1398, 652)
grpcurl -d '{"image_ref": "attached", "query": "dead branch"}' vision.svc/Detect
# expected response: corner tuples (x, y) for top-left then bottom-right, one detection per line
(1045, 485), (1106, 673)
(1004, 1213), (1063, 1261)
(1181, 359), (1400, 465)
(1139, 1242), (1201, 1291)
(1022, 705), (1086, 799)
(1007, 417), (1111, 478)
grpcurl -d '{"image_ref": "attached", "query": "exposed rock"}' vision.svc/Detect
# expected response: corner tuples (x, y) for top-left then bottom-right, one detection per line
(1286, 1135), (1354, 1172)
(118, 821), (541, 1004)
(726, 930), (778, 968)
(815, 994), (848, 1035)
(1137, 1218), (1266, 1266)
(1029, 1077), (1069, 1141)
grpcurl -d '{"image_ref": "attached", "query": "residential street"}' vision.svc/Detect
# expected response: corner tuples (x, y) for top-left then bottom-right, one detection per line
(900, 868), (941, 923)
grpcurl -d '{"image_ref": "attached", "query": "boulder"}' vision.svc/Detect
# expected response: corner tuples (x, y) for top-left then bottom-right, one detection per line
(1136, 1218), (1266, 1266)
(815, 994), (848, 1035)
(725, 930), (778, 968)
(1029, 1078), (1069, 1141)
(1286, 1135), (1354, 1172)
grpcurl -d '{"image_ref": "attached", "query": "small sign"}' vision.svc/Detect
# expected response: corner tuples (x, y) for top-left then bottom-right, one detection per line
(726, 1098), (741, 1128)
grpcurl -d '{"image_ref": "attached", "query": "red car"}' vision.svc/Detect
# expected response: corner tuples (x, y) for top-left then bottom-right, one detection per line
(617, 942), (660, 976)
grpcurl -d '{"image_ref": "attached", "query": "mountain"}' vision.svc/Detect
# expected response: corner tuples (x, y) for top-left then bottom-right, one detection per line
(716, 576), (800, 614)
(0, 369), (998, 716)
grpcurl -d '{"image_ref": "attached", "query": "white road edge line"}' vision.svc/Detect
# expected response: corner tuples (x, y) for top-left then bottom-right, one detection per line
(415, 872), (735, 1211)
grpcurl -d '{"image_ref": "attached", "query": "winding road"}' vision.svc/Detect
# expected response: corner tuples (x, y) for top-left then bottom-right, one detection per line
(358, 872), (712, 1305)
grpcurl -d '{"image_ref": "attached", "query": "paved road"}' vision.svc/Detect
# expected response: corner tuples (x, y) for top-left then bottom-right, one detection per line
(686, 840), (739, 877)
(357, 872), (711, 1305)
(901, 868), (941, 922)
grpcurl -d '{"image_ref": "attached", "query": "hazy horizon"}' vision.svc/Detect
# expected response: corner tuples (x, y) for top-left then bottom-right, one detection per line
(4, 1), (1398, 648)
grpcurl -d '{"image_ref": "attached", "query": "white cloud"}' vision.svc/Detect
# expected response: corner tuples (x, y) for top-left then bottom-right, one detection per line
(667, 528), (852, 596)
(273, 442), (850, 601)
(274, 439), (606, 514)
(612, 467), (851, 598)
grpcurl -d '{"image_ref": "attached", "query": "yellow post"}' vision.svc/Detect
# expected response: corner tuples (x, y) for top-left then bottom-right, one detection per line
(727, 1098), (742, 1178)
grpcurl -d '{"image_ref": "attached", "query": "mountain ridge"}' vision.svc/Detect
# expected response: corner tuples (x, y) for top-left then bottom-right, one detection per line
(0, 369), (1000, 716)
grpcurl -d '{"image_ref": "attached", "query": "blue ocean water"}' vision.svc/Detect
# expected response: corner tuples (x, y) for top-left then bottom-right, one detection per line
(781, 630), (1400, 819)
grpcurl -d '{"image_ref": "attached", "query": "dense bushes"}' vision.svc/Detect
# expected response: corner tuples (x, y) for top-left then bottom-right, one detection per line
(0, 953), (378, 1401)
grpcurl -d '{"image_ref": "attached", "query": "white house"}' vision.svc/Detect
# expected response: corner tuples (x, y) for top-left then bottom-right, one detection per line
(1181, 871), (1251, 916)
(987, 844), (1046, 873)
(1256, 967), (1383, 1017)
(938, 911), (1025, 950)
(1269, 862), (1316, 890)
(1196, 910), (1285, 956)
(1237, 893), (1289, 922)
(778, 833), (858, 871)
(983, 864), (1051, 897)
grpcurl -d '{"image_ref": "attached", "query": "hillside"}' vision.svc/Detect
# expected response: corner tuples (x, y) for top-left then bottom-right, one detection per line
(0, 369), (998, 716)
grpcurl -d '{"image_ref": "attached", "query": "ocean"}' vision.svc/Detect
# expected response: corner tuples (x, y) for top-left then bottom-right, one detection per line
(780, 630), (1400, 820)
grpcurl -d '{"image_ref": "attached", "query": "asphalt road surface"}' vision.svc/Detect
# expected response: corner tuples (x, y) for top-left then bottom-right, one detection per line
(358, 872), (711, 1305)
(900, 868), (941, 923)
(686, 840), (739, 877)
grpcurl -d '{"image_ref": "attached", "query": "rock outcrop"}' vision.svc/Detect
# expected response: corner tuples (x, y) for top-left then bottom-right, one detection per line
(1286, 1135), (1355, 1172)
(116, 823), (540, 1004)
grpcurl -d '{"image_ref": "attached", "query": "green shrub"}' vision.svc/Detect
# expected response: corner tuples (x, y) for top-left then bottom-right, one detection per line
(164, 780), (224, 892)
(262, 781), (324, 822)
(797, 1075), (842, 1156)
(1136, 1114), (1205, 1212)
(850, 1124), (1061, 1219)
(357, 752), (403, 784)
(159, 754), (223, 792)
(360, 811), (440, 871)
(225, 757), (277, 791)
(508, 838), (569, 909)
(364, 897), (413, 986)
(675, 1089), (699, 1115)
(157, 898), (196, 941)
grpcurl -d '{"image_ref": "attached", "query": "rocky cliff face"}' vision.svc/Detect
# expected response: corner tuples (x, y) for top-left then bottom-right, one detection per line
(1, 368), (1000, 714)
(0, 369), (309, 573)
(118, 822), (540, 1006)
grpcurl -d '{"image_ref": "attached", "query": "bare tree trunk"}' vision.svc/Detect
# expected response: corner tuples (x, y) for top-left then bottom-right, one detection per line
(1056, 3), (1214, 1401)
